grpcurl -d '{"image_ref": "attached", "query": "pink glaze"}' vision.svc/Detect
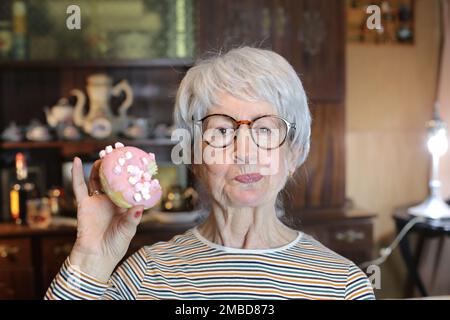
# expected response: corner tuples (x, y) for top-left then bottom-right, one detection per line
(100, 145), (162, 209)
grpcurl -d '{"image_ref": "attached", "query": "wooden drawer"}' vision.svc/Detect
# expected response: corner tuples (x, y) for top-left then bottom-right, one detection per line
(301, 219), (374, 265)
(0, 238), (35, 299)
(0, 238), (32, 268)
(40, 236), (75, 292)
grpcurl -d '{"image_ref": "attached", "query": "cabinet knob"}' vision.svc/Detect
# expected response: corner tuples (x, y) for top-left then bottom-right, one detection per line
(335, 230), (365, 243)
(0, 245), (20, 259)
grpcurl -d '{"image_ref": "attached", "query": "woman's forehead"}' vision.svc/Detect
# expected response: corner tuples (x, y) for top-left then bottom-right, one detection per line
(207, 92), (278, 119)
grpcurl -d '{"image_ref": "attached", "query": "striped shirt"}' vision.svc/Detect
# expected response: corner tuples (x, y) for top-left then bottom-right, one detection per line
(45, 227), (375, 300)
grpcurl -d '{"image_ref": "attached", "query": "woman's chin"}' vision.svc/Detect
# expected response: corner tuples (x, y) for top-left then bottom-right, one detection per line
(226, 189), (267, 207)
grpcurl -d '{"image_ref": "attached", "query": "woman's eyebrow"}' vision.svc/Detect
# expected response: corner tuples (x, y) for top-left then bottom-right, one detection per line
(205, 112), (277, 119)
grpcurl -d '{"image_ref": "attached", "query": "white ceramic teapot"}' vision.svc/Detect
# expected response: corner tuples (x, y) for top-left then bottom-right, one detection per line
(44, 98), (74, 128)
(72, 73), (134, 139)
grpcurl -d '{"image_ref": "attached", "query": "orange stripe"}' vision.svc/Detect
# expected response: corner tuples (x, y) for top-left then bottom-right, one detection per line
(169, 240), (346, 265)
(155, 235), (347, 269)
(152, 238), (200, 249)
(146, 270), (345, 288)
(346, 287), (374, 300)
(139, 283), (338, 300)
(347, 273), (365, 283)
(151, 254), (348, 275)
(286, 251), (348, 264)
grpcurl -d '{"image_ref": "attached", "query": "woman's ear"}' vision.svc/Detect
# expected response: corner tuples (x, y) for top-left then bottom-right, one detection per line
(287, 148), (301, 176)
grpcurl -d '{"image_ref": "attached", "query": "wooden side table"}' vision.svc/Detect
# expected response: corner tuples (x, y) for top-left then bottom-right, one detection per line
(393, 207), (450, 297)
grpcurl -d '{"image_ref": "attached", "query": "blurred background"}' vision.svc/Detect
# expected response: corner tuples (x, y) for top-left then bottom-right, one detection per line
(0, 0), (448, 300)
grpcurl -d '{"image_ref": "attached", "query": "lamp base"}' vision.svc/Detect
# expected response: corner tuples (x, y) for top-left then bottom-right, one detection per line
(408, 196), (450, 219)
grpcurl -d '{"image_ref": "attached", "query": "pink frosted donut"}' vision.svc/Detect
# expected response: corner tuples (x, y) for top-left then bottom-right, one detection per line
(98, 142), (162, 209)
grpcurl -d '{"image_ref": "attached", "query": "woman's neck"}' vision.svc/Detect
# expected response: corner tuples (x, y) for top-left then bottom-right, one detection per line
(196, 202), (298, 250)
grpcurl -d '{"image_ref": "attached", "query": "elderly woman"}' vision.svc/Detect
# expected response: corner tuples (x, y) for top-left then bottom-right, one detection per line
(45, 47), (374, 300)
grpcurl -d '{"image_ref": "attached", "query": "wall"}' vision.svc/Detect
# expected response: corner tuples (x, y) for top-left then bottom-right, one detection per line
(438, 0), (450, 198)
(346, 0), (441, 298)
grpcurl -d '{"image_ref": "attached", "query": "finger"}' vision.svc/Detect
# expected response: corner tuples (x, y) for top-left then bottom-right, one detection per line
(119, 205), (145, 236)
(72, 157), (89, 203)
(88, 159), (103, 194)
(117, 207), (128, 214)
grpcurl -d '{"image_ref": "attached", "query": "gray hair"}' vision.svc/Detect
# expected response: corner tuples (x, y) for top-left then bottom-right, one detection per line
(173, 46), (311, 168)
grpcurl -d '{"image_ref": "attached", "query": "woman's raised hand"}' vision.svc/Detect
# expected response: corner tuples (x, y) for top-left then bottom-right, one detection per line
(68, 157), (144, 282)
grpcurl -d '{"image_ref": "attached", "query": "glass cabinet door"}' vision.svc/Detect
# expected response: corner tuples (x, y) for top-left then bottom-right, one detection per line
(0, 0), (196, 61)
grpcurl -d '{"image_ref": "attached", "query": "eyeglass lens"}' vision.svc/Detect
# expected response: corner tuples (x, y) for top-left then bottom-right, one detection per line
(201, 115), (288, 149)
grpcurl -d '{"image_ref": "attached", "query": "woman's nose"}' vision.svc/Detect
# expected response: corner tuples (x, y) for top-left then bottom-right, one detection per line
(234, 127), (258, 164)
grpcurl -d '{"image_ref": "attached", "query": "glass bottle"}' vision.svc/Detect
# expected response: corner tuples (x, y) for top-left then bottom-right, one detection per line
(9, 152), (37, 225)
(0, 0), (12, 59)
(12, 0), (27, 60)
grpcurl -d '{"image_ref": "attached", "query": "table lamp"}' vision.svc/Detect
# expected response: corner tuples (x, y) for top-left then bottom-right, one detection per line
(408, 103), (450, 219)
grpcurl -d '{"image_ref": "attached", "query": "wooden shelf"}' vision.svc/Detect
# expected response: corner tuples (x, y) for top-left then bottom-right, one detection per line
(346, 42), (415, 48)
(0, 138), (177, 158)
(0, 138), (176, 148)
(0, 58), (195, 69)
(0, 219), (197, 237)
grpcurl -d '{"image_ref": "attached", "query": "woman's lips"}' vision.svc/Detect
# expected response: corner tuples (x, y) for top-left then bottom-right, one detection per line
(234, 173), (263, 184)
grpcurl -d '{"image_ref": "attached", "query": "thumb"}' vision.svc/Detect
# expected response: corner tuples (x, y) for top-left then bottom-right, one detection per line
(120, 205), (145, 235)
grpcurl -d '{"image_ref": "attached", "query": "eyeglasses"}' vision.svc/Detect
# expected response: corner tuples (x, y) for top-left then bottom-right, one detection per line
(193, 114), (296, 150)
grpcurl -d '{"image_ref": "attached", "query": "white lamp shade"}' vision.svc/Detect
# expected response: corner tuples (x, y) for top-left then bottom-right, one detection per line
(427, 128), (448, 156)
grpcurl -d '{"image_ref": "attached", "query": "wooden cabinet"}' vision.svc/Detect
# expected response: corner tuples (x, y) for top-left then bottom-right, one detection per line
(0, 223), (196, 299)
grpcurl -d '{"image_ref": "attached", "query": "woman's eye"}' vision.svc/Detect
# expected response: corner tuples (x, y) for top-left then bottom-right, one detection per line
(216, 127), (232, 135)
(257, 127), (272, 134)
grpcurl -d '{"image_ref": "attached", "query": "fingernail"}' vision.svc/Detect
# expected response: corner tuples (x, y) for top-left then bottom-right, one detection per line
(134, 210), (142, 218)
